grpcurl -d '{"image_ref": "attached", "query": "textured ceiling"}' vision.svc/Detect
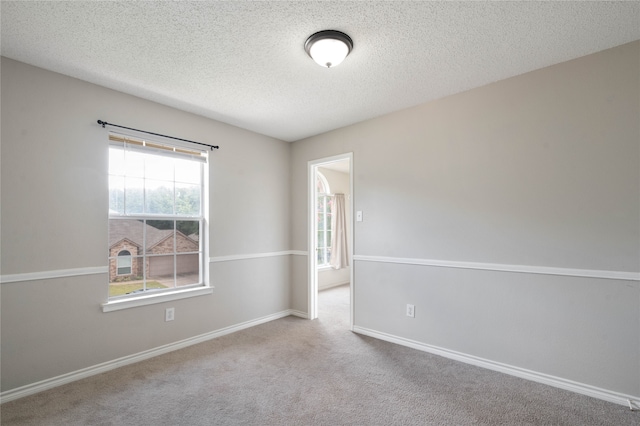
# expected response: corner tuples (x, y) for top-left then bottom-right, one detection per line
(2, 1), (639, 142)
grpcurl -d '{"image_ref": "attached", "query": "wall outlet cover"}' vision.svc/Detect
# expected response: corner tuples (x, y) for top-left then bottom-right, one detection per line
(165, 307), (175, 322)
(406, 304), (415, 318)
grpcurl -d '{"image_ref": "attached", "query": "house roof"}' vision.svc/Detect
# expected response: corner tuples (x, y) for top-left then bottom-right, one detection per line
(1, 2), (639, 142)
(109, 220), (196, 251)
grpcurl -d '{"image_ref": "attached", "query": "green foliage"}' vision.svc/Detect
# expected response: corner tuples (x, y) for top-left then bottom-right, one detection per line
(176, 186), (201, 216)
(146, 219), (199, 237)
(109, 185), (200, 217)
(177, 220), (199, 236)
(146, 186), (174, 215)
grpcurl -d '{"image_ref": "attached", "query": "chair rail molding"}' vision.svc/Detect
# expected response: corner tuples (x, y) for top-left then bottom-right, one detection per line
(352, 255), (639, 281)
(1, 266), (108, 284)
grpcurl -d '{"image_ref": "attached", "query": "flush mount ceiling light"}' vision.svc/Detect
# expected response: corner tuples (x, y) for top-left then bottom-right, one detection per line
(305, 30), (353, 68)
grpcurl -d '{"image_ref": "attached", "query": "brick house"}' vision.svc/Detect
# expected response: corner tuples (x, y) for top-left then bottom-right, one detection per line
(109, 220), (199, 282)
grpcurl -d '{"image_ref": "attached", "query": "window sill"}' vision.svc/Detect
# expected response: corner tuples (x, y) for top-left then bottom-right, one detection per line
(318, 265), (333, 272)
(102, 286), (213, 312)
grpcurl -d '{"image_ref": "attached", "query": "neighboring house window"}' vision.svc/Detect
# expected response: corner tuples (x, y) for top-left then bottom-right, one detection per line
(108, 134), (207, 299)
(117, 250), (132, 275)
(317, 172), (332, 268)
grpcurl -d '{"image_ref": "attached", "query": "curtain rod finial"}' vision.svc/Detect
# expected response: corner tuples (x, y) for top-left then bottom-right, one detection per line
(97, 120), (106, 128)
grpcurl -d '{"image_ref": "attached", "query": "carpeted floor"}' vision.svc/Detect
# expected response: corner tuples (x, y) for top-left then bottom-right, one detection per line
(1, 284), (637, 425)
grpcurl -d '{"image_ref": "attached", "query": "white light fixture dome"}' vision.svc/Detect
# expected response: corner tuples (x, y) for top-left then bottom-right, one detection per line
(305, 30), (353, 68)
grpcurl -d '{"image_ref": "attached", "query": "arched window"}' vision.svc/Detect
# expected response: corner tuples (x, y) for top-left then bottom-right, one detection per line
(117, 250), (132, 275)
(317, 171), (330, 195)
(317, 172), (332, 267)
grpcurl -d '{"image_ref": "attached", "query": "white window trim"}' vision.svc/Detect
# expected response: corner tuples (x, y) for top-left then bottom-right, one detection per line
(102, 286), (213, 312)
(107, 131), (210, 308)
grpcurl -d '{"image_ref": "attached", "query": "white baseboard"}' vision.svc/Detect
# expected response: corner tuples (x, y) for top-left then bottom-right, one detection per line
(289, 310), (309, 319)
(6, 313), (636, 409)
(0, 310), (297, 404)
(352, 326), (639, 408)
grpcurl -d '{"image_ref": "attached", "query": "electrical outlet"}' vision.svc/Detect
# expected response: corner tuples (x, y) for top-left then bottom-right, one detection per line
(165, 307), (175, 322)
(406, 304), (415, 318)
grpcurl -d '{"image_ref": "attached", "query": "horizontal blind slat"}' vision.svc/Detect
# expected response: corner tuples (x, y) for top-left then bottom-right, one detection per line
(108, 134), (206, 162)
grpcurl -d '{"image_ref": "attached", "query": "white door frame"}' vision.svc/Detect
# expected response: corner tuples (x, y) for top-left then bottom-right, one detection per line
(308, 152), (354, 329)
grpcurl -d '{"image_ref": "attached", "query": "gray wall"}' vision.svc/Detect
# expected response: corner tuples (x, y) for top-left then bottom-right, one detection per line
(290, 41), (640, 396)
(0, 58), (291, 392)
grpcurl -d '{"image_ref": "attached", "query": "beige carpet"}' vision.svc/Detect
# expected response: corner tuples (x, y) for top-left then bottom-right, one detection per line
(1, 284), (637, 425)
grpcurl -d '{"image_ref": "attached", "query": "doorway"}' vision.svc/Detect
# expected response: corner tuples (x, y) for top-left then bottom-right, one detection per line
(308, 153), (353, 329)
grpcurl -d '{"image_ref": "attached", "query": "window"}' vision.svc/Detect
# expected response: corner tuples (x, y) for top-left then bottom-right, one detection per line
(108, 134), (207, 299)
(317, 172), (332, 267)
(116, 250), (132, 275)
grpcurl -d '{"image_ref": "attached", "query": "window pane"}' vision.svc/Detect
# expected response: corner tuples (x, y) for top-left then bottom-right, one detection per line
(124, 150), (145, 178)
(148, 255), (175, 289)
(177, 220), (200, 252)
(124, 178), (144, 214)
(109, 147), (125, 176)
(176, 184), (201, 216)
(145, 155), (174, 181)
(109, 176), (125, 214)
(147, 220), (175, 254)
(317, 196), (325, 212)
(176, 254), (199, 287)
(109, 219), (144, 258)
(145, 180), (174, 215)
(175, 158), (201, 184)
(317, 172), (329, 194)
(109, 277), (144, 297)
(109, 254), (144, 296)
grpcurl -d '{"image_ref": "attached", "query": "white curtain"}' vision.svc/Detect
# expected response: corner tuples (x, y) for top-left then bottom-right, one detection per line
(329, 193), (349, 269)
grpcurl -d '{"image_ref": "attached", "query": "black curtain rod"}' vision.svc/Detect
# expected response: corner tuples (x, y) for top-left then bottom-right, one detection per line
(97, 120), (219, 150)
